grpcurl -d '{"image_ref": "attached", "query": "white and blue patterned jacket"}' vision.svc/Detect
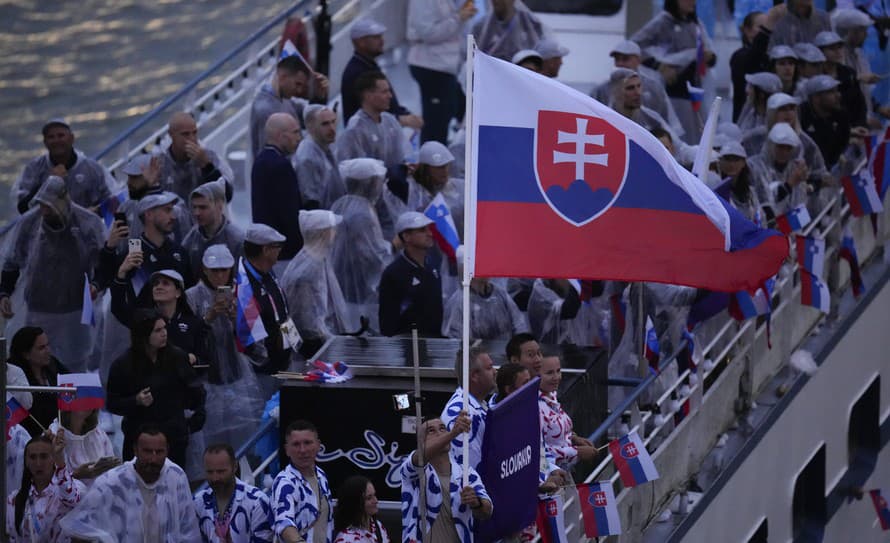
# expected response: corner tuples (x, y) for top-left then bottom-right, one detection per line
(194, 478), (273, 543)
(400, 455), (490, 543)
(441, 387), (488, 471)
(272, 464), (333, 542)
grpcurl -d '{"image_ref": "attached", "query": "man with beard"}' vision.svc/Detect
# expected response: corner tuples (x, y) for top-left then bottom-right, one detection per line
(194, 443), (273, 542)
(96, 190), (193, 292)
(293, 104), (345, 210)
(109, 154), (192, 244)
(13, 118), (113, 214)
(60, 425), (200, 541)
(0, 176), (105, 372)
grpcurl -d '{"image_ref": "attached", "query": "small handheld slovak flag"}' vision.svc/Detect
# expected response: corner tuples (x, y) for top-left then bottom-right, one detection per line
(57, 373), (105, 411)
(686, 81), (704, 113)
(536, 494), (569, 543)
(839, 227), (865, 298)
(424, 193), (461, 264)
(644, 316), (660, 372)
(869, 489), (890, 531)
(775, 205), (811, 235)
(796, 235), (825, 279)
(234, 259), (269, 351)
(800, 269), (830, 313)
(842, 170), (884, 217)
(577, 482), (622, 537)
(608, 431), (659, 487)
(6, 394), (28, 441)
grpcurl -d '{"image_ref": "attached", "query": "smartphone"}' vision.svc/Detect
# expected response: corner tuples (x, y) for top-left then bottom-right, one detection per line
(113, 212), (127, 225)
(392, 393), (410, 412)
(128, 238), (142, 254)
(216, 285), (233, 303)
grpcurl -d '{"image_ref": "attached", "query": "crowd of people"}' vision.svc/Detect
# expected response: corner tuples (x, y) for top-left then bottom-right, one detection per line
(3, 0), (888, 540)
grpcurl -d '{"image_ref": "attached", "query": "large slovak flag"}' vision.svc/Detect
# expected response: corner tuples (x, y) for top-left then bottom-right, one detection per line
(577, 482), (622, 537)
(424, 193), (461, 263)
(470, 51), (787, 292)
(608, 431), (659, 487)
(57, 373), (105, 411)
(536, 494), (569, 543)
(234, 259), (269, 351)
(842, 170), (884, 217)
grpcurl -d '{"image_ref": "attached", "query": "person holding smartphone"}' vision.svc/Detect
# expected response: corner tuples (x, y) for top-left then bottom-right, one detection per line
(185, 245), (265, 451)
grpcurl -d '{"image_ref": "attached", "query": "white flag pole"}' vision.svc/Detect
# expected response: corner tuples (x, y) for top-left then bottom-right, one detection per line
(691, 97), (721, 182)
(460, 33), (478, 489)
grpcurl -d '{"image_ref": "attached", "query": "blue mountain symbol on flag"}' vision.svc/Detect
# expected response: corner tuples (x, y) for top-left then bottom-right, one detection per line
(545, 180), (615, 224)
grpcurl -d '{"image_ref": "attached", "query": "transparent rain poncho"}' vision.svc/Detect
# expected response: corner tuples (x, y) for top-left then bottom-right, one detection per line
(441, 279), (529, 340)
(280, 213), (350, 347)
(0, 179), (106, 372)
(329, 160), (392, 332)
(184, 281), (266, 453)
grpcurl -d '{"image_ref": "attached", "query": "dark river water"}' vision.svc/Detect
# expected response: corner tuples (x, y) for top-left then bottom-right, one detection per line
(0, 0), (294, 223)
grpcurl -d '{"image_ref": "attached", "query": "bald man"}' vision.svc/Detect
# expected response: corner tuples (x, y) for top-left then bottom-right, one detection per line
(156, 112), (233, 202)
(251, 113), (304, 263)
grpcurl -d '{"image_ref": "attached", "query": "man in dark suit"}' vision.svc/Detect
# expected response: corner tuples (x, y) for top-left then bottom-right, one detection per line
(250, 113), (304, 272)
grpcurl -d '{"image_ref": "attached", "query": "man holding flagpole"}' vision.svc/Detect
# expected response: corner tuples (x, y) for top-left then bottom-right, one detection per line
(400, 412), (492, 543)
(441, 346), (495, 471)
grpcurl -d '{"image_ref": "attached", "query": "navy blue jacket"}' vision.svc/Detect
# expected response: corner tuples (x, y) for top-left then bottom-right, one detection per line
(341, 53), (411, 125)
(251, 145), (304, 260)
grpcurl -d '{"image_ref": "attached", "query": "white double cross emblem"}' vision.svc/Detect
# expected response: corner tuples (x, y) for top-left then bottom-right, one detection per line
(553, 117), (608, 180)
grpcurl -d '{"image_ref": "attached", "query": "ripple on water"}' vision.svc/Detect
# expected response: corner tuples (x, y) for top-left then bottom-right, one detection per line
(0, 0), (285, 222)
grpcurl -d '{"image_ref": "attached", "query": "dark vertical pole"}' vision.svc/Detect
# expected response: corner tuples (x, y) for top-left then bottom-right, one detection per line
(314, 0), (332, 76)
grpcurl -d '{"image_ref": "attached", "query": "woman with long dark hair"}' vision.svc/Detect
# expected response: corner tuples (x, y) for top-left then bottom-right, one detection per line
(8, 326), (68, 437)
(333, 475), (389, 543)
(5, 433), (85, 542)
(106, 309), (205, 468)
(715, 142), (766, 225)
(111, 268), (216, 369)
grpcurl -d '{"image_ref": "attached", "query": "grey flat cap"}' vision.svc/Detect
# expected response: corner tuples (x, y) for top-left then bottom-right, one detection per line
(245, 223), (286, 245)
(395, 211), (434, 234)
(202, 244), (235, 269)
(122, 154), (151, 176)
(610, 40), (641, 57)
(767, 92), (800, 110)
(805, 74), (840, 96)
(768, 123), (801, 147)
(418, 141), (455, 167)
(769, 45), (798, 60)
(350, 18), (386, 40)
(814, 31), (844, 47)
(793, 43), (826, 64)
(536, 37), (569, 59)
(833, 8), (872, 30)
(745, 72), (782, 94)
(137, 192), (178, 217)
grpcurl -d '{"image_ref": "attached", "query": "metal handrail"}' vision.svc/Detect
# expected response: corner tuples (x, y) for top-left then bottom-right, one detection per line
(94, 0), (312, 161)
(235, 417), (277, 460)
